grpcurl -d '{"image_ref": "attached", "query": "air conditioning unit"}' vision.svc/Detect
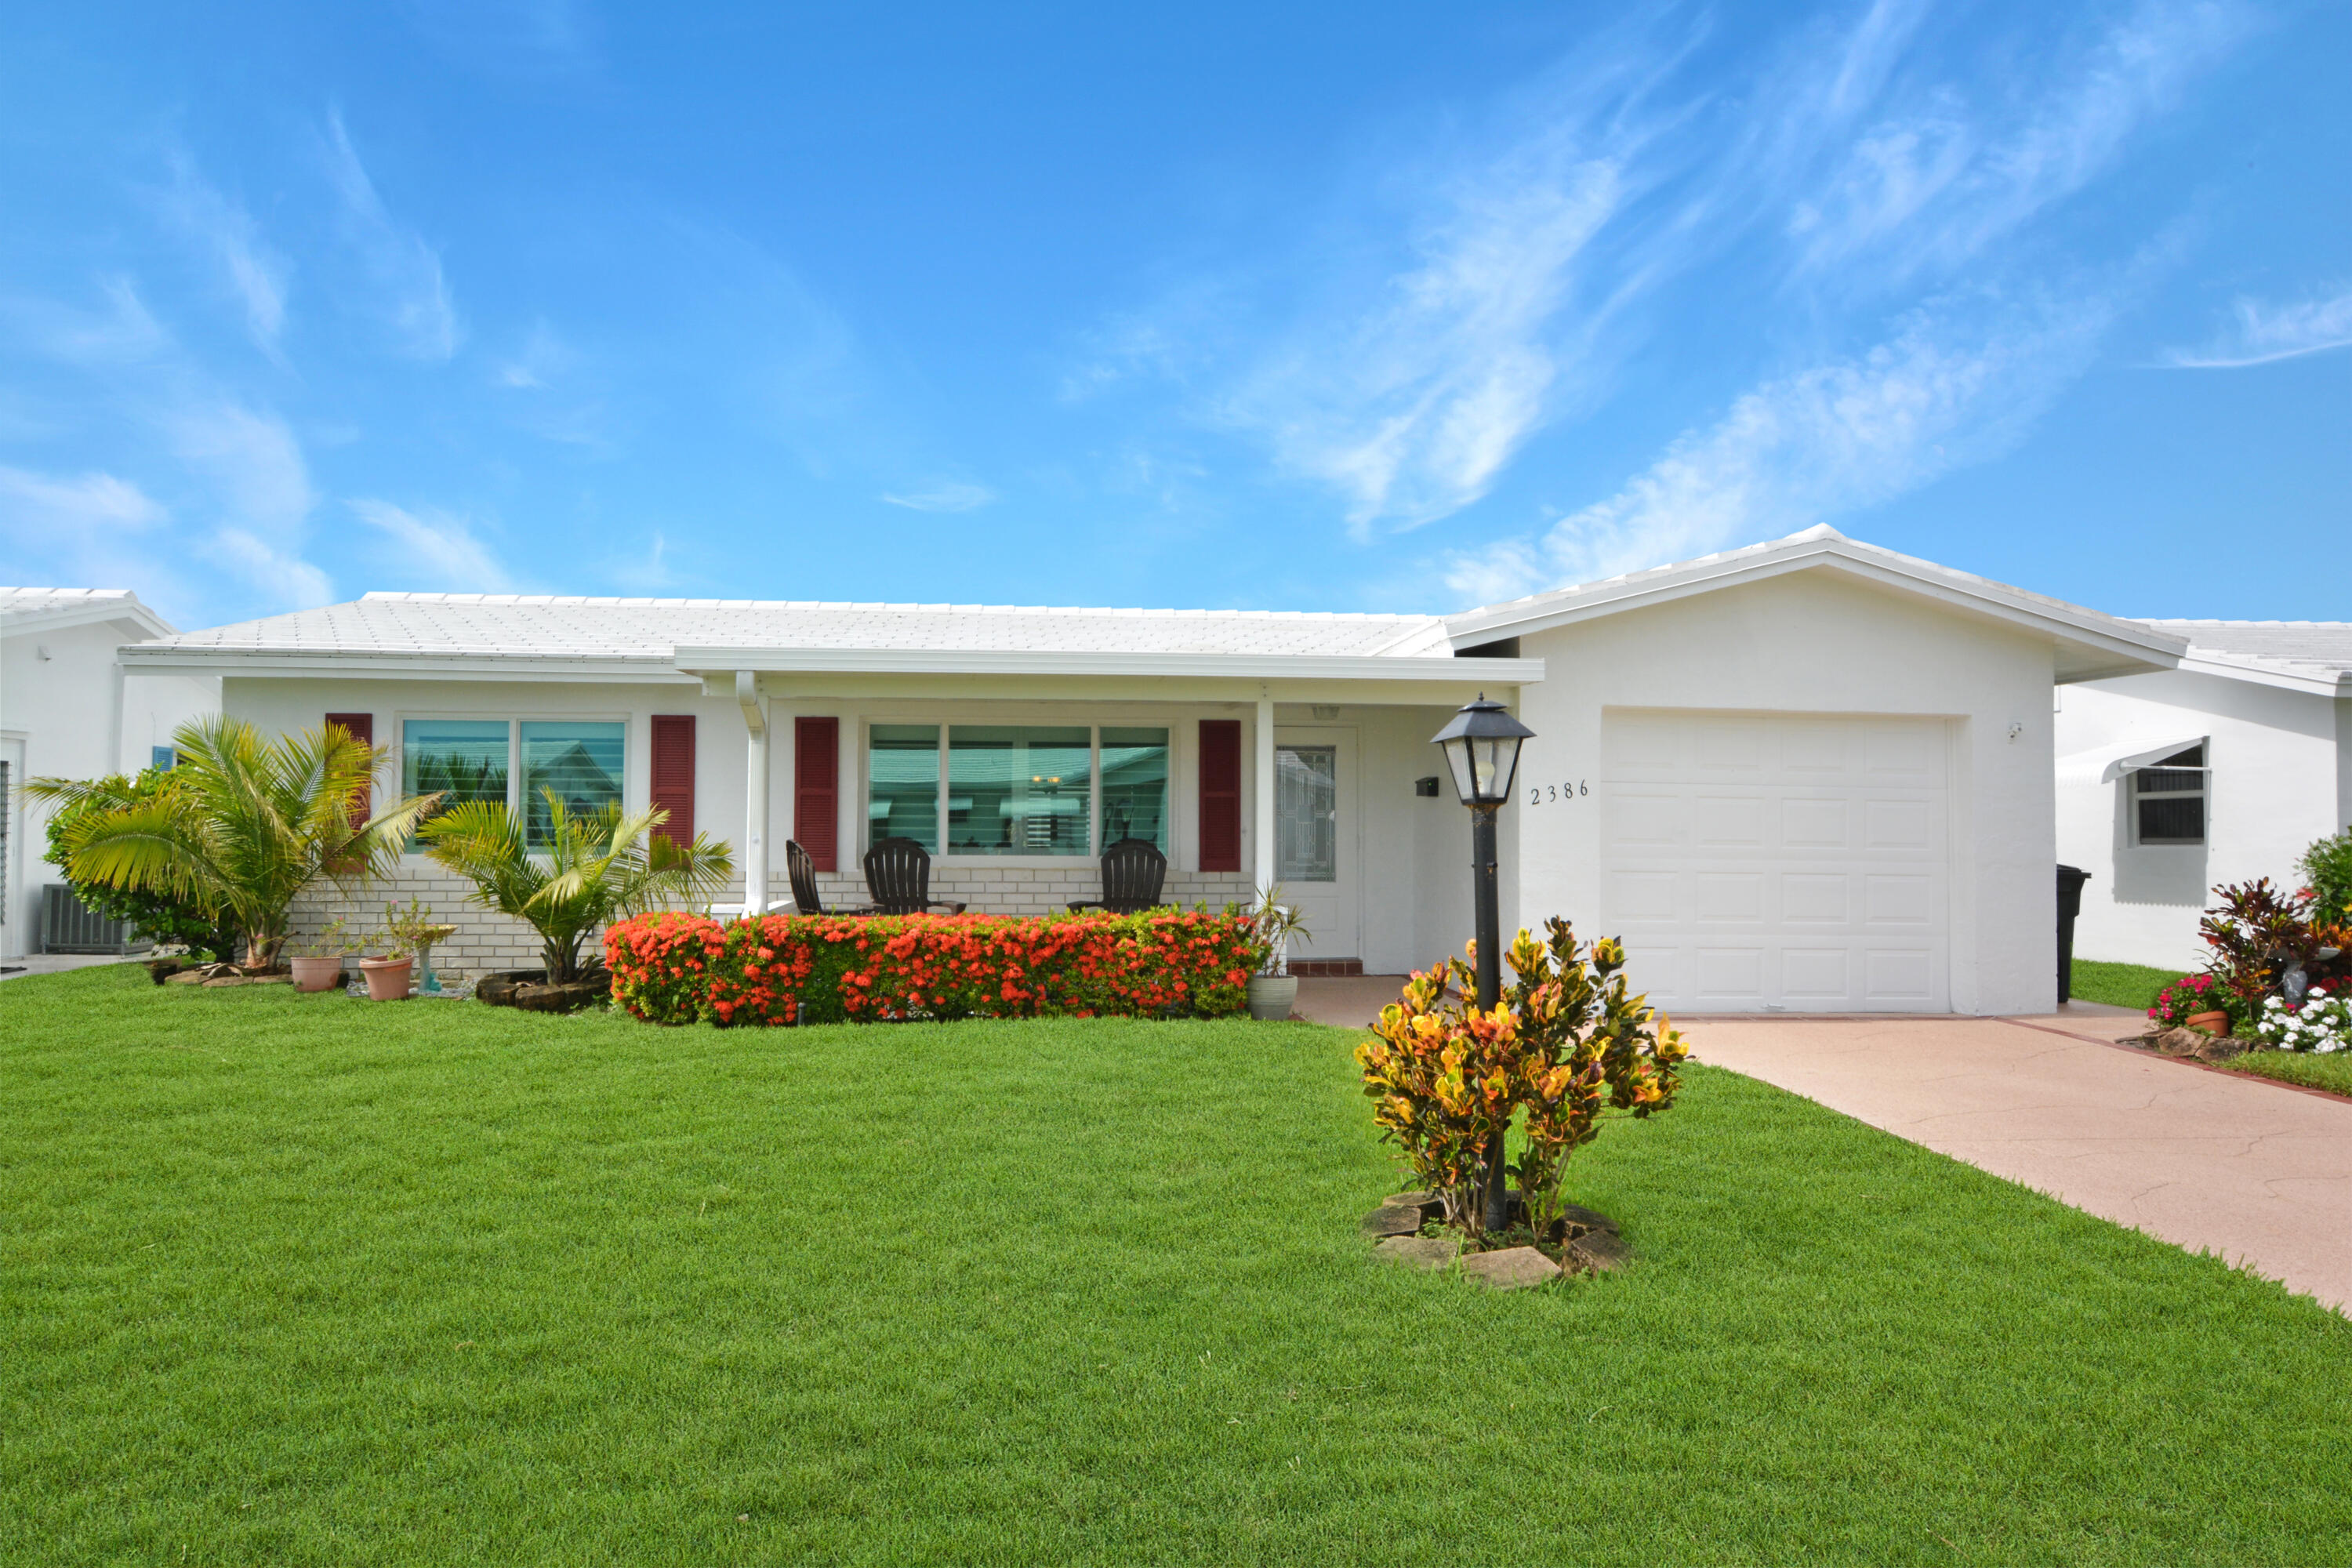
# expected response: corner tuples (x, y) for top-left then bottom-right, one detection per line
(41, 884), (153, 956)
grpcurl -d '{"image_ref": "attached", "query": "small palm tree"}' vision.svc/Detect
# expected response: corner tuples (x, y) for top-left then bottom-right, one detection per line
(418, 790), (734, 983)
(27, 717), (437, 969)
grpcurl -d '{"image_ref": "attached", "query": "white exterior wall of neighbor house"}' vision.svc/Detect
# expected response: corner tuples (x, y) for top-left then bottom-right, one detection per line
(2, 607), (218, 956)
(2056, 669), (2347, 971)
(1504, 571), (2063, 1016)
(226, 676), (1477, 976)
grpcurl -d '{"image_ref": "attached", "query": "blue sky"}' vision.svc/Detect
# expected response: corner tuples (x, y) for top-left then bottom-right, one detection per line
(0, 1), (2343, 630)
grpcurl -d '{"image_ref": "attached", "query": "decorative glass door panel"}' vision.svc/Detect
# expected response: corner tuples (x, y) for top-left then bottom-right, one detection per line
(1276, 745), (1338, 882)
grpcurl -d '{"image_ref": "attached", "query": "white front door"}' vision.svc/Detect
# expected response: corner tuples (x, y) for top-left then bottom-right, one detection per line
(1598, 711), (1951, 1012)
(1273, 728), (1359, 962)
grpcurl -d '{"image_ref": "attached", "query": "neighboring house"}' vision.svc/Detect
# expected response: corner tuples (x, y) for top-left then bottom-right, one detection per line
(0, 589), (220, 959)
(116, 527), (2183, 1013)
(2056, 621), (2352, 972)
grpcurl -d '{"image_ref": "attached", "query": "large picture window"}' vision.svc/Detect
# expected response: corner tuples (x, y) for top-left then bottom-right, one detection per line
(521, 721), (626, 848)
(2133, 744), (2207, 846)
(949, 725), (1091, 856)
(869, 724), (942, 851)
(862, 721), (1170, 858)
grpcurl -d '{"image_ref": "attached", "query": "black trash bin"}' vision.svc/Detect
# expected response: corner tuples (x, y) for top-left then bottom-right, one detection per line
(2056, 864), (2092, 1004)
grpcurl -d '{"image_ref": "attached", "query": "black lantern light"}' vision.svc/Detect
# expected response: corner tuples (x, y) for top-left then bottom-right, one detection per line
(1429, 692), (1536, 1233)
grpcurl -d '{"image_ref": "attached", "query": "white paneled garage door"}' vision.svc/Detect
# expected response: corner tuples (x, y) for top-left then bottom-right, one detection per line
(1599, 711), (1951, 1013)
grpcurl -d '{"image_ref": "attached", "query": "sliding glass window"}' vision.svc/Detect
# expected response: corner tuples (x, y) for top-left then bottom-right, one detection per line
(521, 721), (625, 848)
(948, 726), (1092, 856)
(1098, 727), (1169, 851)
(869, 724), (942, 852)
(404, 720), (510, 841)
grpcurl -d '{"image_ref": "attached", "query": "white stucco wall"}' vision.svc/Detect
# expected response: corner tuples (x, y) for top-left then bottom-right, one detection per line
(2055, 669), (2347, 971)
(1505, 570), (2063, 1015)
(1, 619), (218, 956)
(223, 677), (1472, 977)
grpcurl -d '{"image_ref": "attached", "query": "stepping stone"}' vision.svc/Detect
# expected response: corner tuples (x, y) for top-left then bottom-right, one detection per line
(1459, 1246), (1560, 1290)
(1559, 1203), (1620, 1236)
(1566, 1229), (1632, 1274)
(1360, 1206), (1425, 1239)
(1373, 1236), (1457, 1271)
(1381, 1189), (1439, 1209)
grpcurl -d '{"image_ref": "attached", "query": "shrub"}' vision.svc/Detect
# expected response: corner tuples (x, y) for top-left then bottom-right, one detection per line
(604, 907), (1260, 1027)
(1355, 919), (1686, 1238)
(2197, 878), (2351, 1015)
(38, 766), (241, 960)
(2299, 826), (2352, 928)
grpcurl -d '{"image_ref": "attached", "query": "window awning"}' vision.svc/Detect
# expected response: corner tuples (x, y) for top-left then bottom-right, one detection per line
(2056, 735), (2211, 784)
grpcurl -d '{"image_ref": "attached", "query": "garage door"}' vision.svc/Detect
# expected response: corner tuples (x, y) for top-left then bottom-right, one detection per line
(1599, 711), (1950, 1013)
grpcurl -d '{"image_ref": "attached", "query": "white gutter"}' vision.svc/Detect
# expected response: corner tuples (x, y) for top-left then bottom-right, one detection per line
(671, 647), (1546, 683)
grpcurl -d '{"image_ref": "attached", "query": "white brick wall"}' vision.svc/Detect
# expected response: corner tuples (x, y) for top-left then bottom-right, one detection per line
(287, 862), (1259, 978)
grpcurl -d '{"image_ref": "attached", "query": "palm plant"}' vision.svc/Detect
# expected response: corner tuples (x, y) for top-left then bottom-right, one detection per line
(418, 789), (734, 983)
(26, 717), (437, 969)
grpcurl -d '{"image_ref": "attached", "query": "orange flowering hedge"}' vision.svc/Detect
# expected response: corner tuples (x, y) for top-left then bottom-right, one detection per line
(604, 907), (1263, 1026)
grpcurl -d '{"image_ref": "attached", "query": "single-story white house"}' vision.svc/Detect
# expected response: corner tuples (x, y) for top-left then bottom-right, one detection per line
(2, 588), (221, 958)
(112, 527), (2185, 1014)
(2056, 620), (2352, 972)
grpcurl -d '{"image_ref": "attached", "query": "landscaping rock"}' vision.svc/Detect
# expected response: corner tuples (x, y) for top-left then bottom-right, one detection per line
(1373, 1235), (1457, 1271)
(1459, 1246), (1561, 1290)
(510, 978), (608, 1014)
(1565, 1229), (1632, 1275)
(2147, 1026), (2245, 1062)
(1381, 1189), (1439, 1209)
(1558, 1203), (1619, 1236)
(1360, 1205), (1425, 1239)
(165, 971), (209, 986)
(474, 971), (546, 1007)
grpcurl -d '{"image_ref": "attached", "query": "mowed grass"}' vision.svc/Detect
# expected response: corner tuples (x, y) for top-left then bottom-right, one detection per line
(2068, 958), (2178, 1013)
(2, 967), (2346, 1566)
(2224, 1048), (2352, 1098)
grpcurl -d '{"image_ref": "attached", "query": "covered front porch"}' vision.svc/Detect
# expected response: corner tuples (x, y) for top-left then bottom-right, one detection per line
(684, 657), (1542, 976)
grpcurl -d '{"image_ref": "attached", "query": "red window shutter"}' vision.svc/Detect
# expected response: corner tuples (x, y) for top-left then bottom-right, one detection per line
(650, 715), (696, 846)
(794, 716), (839, 873)
(1199, 719), (1241, 873)
(326, 712), (373, 824)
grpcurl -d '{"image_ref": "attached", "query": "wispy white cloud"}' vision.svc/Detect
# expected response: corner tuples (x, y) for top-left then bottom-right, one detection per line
(881, 481), (996, 513)
(321, 110), (463, 361)
(350, 498), (514, 590)
(2162, 285), (2352, 368)
(402, 0), (598, 78)
(215, 527), (333, 609)
(153, 150), (292, 357)
(1443, 288), (2122, 602)
(5, 276), (169, 365)
(493, 319), (574, 389)
(162, 399), (316, 529)
(0, 465), (168, 532)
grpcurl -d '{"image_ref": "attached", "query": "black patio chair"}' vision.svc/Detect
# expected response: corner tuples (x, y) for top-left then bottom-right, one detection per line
(1069, 837), (1169, 915)
(862, 836), (967, 916)
(786, 839), (878, 917)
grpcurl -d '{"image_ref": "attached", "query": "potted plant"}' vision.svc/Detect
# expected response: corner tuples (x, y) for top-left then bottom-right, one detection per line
(358, 906), (418, 1001)
(380, 898), (458, 995)
(289, 916), (359, 993)
(1245, 884), (1312, 1021)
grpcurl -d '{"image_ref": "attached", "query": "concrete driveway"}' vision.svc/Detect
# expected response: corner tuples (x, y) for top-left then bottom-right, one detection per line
(1682, 1009), (2350, 1313)
(1292, 978), (2350, 1313)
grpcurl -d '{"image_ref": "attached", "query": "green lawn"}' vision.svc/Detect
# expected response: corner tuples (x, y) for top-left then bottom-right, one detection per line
(2, 966), (2346, 1566)
(2067, 958), (2177, 1013)
(2223, 1049), (2352, 1098)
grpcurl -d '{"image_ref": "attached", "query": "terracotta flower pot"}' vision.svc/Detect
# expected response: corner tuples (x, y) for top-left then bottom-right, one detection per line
(289, 955), (347, 993)
(358, 956), (413, 1002)
(2185, 1010), (2232, 1036)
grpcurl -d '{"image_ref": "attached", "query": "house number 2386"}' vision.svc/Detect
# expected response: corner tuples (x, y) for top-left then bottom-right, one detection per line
(1530, 781), (1588, 805)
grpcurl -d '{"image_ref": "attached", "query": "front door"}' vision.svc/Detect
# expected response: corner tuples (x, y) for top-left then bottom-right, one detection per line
(1273, 728), (1358, 963)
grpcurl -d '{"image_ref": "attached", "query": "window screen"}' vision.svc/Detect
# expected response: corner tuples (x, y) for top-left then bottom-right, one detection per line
(2134, 744), (2205, 845)
(404, 720), (510, 842)
(948, 726), (1091, 856)
(1098, 728), (1169, 851)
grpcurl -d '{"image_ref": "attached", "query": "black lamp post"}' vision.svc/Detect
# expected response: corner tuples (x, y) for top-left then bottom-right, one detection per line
(1430, 693), (1534, 1233)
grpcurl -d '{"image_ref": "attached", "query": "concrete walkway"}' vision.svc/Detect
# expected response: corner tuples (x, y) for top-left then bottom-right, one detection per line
(1682, 1011), (2351, 1312)
(0, 952), (145, 984)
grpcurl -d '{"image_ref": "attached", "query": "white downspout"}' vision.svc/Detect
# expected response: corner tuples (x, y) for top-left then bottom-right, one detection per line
(110, 659), (127, 776)
(737, 670), (770, 917)
(1254, 692), (1276, 899)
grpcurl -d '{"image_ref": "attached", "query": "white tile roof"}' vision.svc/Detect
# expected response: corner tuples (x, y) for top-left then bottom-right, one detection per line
(140, 592), (1457, 663)
(2136, 620), (2352, 681)
(1, 587), (173, 635)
